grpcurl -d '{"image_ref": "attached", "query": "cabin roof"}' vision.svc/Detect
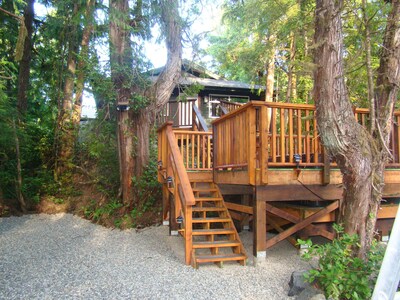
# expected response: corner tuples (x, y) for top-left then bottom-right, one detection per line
(179, 73), (264, 91)
(148, 59), (265, 91)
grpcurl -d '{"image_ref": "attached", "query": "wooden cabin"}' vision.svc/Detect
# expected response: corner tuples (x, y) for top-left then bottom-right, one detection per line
(157, 94), (400, 268)
(152, 60), (265, 129)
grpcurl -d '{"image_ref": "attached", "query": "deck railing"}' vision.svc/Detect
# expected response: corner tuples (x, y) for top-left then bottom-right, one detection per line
(157, 122), (194, 264)
(158, 99), (197, 128)
(174, 130), (213, 171)
(212, 101), (400, 185)
(219, 99), (243, 114)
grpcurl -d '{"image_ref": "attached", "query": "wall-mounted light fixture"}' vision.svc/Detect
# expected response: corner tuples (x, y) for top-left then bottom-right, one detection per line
(176, 215), (183, 224)
(166, 176), (173, 188)
(116, 100), (130, 112)
(294, 154), (302, 167)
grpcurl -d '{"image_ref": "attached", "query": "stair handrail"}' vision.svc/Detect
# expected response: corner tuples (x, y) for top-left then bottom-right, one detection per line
(162, 122), (196, 206)
(158, 121), (194, 265)
(192, 104), (209, 132)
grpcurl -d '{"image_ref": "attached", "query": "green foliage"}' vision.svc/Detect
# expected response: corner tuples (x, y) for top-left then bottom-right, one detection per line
(77, 116), (120, 193)
(298, 224), (385, 300)
(177, 83), (204, 102)
(83, 199), (123, 222)
(131, 131), (162, 212)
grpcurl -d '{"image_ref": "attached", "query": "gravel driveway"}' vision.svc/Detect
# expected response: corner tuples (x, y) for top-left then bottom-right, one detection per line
(0, 213), (309, 299)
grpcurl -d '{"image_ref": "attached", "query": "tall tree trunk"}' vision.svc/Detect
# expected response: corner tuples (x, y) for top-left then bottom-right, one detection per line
(314, 0), (376, 259)
(370, 0), (400, 247)
(110, 0), (182, 206)
(265, 35), (276, 102)
(12, 119), (26, 212)
(150, 0), (182, 112)
(16, 0), (34, 116)
(132, 110), (151, 176)
(315, 0), (400, 258)
(109, 0), (135, 205)
(361, 0), (376, 134)
(72, 0), (96, 128)
(140, 0), (182, 174)
(286, 32), (296, 103)
(55, 3), (79, 180)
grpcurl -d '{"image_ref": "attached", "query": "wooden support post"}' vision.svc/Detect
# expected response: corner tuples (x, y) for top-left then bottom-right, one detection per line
(162, 185), (170, 224)
(169, 195), (179, 235)
(184, 206), (192, 265)
(253, 191), (267, 258)
(242, 194), (251, 230)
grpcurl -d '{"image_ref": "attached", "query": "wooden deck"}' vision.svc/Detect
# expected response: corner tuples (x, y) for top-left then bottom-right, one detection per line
(158, 101), (400, 265)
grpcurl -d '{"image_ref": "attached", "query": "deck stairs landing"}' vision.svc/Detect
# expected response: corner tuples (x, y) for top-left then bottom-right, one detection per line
(190, 180), (247, 268)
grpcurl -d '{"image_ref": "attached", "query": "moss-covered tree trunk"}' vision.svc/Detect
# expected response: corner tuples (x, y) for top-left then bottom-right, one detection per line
(110, 0), (182, 206)
(109, 0), (135, 204)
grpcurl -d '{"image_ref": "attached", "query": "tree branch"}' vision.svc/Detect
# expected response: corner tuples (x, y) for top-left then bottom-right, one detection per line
(0, 7), (22, 20)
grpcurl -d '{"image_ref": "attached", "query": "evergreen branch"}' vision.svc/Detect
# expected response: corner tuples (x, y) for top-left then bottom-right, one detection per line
(0, 7), (22, 20)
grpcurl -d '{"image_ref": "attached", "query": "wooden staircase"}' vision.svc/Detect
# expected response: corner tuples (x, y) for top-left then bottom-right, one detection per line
(158, 122), (246, 268)
(190, 181), (247, 268)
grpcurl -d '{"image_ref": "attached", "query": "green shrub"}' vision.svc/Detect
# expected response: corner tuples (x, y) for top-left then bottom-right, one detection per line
(298, 224), (385, 300)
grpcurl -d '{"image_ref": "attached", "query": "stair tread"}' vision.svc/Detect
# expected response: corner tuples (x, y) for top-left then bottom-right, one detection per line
(192, 217), (231, 223)
(192, 207), (225, 212)
(192, 188), (217, 192)
(195, 253), (246, 263)
(195, 197), (222, 201)
(193, 241), (241, 248)
(192, 228), (235, 235)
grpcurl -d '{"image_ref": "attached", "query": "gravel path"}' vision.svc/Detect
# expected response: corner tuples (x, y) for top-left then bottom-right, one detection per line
(0, 213), (309, 299)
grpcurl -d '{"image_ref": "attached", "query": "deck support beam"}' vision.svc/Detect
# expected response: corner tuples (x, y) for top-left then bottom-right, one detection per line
(253, 191), (266, 258)
(169, 195), (179, 236)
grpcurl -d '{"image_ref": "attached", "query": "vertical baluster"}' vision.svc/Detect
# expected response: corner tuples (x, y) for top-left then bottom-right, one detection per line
(271, 108), (277, 162)
(305, 110), (311, 163)
(197, 133), (200, 169)
(185, 133), (188, 168)
(289, 108), (294, 163)
(313, 112), (319, 163)
(208, 134), (211, 169)
(280, 108), (285, 163)
(297, 109), (302, 161)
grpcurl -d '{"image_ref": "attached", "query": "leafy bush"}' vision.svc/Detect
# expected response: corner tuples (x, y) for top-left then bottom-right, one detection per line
(298, 224), (385, 300)
(131, 130), (162, 212)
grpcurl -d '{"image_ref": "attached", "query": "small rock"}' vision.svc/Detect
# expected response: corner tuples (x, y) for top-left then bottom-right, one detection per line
(288, 270), (310, 296)
(296, 285), (325, 300)
(310, 294), (326, 300)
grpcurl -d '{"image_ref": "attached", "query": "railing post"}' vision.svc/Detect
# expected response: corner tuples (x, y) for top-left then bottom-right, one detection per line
(259, 105), (269, 184)
(247, 105), (257, 185)
(192, 105), (196, 131)
(184, 206), (193, 265)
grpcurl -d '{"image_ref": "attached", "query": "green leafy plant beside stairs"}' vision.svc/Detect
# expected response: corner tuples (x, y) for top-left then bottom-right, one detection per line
(298, 224), (385, 300)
